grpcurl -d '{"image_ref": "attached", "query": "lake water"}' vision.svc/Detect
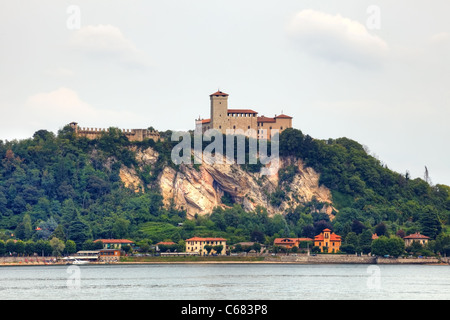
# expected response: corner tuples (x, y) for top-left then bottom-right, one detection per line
(0, 263), (449, 300)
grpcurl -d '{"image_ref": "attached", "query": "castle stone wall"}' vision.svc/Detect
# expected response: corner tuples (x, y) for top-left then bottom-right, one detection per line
(69, 123), (160, 142)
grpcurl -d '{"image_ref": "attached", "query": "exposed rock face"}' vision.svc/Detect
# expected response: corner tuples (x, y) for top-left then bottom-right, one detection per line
(120, 147), (335, 219)
(119, 166), (144, 193)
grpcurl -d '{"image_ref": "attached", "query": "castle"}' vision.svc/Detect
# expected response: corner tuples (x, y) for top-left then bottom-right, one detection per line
(195, 90), (293, 139)
(69, 122), (161, 142)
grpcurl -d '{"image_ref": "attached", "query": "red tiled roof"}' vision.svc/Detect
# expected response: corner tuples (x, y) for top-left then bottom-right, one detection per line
(257, 116), (276, 123)
(314, 230), (342, 242)
(274, 238), (313, 245)
(210, 91), (229, 97)
(228, 109), (258, 114)
(274, 238), (296, 245)
(94, 239), (134, 244)
(186, 237), (227, 242)
(403, 232), (430, 239)
(200, 119), (210, 124)
(275, 114), (293, 119)
(157, 241), (176, 245)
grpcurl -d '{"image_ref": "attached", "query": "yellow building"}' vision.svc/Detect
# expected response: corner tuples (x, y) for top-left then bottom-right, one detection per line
(314, 229), (342, 253)
(403, 232), (430, 247)
(185, 237), (227, 256)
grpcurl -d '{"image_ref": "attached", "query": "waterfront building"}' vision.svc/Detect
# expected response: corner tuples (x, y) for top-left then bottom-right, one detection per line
(314, 229), (342, 253)
(94, 239), (134, 249)
(403, 232), (430, 247)
(273, 238), (313, 249)
(185, 237), (227, 256)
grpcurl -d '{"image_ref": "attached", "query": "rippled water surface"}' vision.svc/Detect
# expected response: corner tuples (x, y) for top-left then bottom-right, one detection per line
(0, 264), (449, 300)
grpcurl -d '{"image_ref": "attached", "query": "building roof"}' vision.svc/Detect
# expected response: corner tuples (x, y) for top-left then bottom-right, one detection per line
(274, 238), (313, 245)
(200, 118), (210, 124)
(210, 90), (229, 97)
(403, 232), (430, 239)
(275, 114), (293, 119)
(186, 237), (227, 242)
(314, 230), (342, 242)
(94, 239), (134, 244)
(228, 109), (258, 114)
(257, 116), (276, 123)
(156, 241), (176, 246)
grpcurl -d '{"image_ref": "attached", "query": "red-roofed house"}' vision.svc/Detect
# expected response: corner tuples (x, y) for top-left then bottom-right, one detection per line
(195, 90), (293, 139)
(403, 232), (430, 246)
(274, 238), (313, 249)
(94, 239), (134, 249)
(314, 229), (342, 253)
(185, 237), (227, 256)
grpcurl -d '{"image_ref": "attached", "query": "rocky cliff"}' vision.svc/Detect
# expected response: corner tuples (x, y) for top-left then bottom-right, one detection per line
(119, 147), (336, 219)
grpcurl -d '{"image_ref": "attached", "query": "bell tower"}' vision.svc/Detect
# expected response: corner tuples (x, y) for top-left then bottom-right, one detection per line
(210, 90), (228, 132)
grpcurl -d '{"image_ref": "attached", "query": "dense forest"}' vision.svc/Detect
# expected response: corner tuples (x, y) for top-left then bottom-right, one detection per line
(0, 125), (449, 256)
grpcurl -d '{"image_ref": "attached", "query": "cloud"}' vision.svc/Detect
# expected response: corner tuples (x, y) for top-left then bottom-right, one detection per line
(68, 24), (151, 68)
(286, 10), (389, 67)
(25, 87), (136, 129)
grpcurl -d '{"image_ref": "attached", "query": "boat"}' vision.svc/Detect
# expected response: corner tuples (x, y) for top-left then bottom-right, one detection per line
(72, 259), (90, 265)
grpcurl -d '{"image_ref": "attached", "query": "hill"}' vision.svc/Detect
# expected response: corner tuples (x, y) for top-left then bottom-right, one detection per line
(0, 125), (449, 254)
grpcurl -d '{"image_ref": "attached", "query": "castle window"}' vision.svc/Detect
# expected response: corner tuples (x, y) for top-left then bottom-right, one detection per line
(219, 126), (222, 129)
(233, 126), (236, 129)
(248, 126), (250, 129)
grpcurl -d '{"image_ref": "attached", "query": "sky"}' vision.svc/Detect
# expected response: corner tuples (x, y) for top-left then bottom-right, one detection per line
(0, 0), (449, 185)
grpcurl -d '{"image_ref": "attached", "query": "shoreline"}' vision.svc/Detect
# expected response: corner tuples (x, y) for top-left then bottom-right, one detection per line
(1, 255), (448, 267)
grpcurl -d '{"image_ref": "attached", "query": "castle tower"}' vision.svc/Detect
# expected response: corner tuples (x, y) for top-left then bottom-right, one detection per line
(69, 122), (79, 133)
(210, 90), (229, 133)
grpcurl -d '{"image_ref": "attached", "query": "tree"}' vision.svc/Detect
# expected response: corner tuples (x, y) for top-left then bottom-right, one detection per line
(371, 236), (405, 257)
(50, 237), (65, 256)
(204, 245), (213, 255)
(213, 245), (224, 255)
(351, 220), (366, 235)
(65, 240), (77, 255)
(36, 217), (58, 240)
(5, 239), (16, 255)
(374, 223), (388, 237)
(420, 206), (442, 239)
(15, 240), (25, 256)
(15, 214), (33, 240)
(52, 224), (66, 241)
(112, 218), (130, 239)
(67, 220), (91, 249)
(386, 236), (405, 258)
(0, 240), (6, 256)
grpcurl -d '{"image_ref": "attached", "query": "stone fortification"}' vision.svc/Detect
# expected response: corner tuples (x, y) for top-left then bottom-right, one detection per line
(69, 122), (160, 142)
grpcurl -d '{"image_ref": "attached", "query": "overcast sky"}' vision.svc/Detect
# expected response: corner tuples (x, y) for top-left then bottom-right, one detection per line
(0, 1), (449, 185)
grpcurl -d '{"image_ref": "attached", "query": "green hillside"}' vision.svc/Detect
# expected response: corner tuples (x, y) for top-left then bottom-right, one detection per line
(0, 125), (449, 256)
